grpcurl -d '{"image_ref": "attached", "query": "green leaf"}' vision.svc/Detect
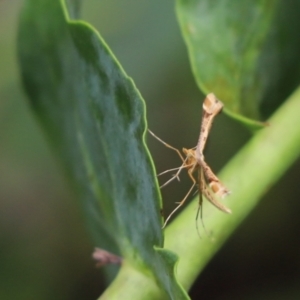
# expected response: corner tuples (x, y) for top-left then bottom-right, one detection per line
(176, 0), (300, 122)
(18, 0), (188, 299)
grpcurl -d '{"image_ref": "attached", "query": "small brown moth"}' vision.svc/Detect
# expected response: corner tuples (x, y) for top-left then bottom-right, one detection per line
(149, 93), (231, 228)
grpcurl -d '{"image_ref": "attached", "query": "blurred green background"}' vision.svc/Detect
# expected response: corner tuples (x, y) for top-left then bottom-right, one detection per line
(1, 1), (300, 299)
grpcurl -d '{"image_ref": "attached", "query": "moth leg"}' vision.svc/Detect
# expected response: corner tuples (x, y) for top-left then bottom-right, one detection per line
(160, 159), (194, 188)
(148, 129), (185, 162)
(162, 167), (197, 228)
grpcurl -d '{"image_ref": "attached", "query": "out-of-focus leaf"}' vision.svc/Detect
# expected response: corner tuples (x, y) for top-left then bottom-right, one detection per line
(18, 0), (188, 298)
(176, 0), (300, 122)
(66, 0), (82, 19)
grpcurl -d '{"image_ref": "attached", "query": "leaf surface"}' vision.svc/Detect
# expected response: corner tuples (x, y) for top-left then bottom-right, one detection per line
(176, 0), (300, 122)
(18, 0), (188, 298)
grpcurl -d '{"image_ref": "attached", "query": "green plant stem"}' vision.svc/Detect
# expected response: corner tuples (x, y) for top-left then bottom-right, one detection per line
(165, 86), (300, 291)
(100, 87), (300, 299)
(99, 261), (162, 300)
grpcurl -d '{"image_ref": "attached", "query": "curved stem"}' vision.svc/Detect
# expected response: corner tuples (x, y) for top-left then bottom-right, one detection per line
(164, 87), (300, 290)
(100, 88), (300, 299)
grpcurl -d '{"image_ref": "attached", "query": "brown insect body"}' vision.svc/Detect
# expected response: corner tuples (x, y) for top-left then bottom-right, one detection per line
(149, 93), (231, 228)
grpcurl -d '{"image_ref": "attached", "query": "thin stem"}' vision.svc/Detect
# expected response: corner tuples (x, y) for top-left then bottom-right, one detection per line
(165, 87), (300, 291)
